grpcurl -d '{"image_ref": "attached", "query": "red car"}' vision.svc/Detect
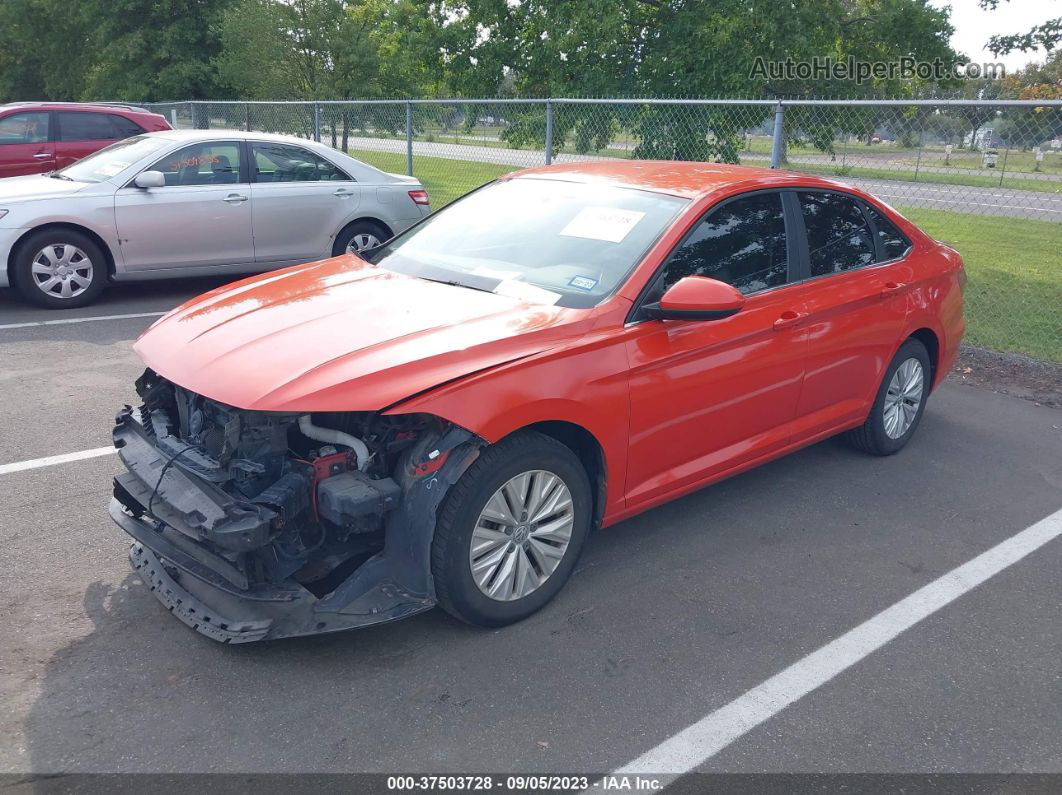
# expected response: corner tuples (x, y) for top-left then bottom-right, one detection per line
(110, 161), (965, 642)
(0, 102), (171, 177)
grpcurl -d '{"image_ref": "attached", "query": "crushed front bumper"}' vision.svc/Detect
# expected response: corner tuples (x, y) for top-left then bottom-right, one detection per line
(113, 502), (434, 643)
(109, 405), (480, 643)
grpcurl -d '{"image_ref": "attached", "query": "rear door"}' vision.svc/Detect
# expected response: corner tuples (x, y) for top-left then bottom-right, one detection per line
(0, 111), (54, 176)
(786, 190), (913, 441)
(248, 140), (360, 263)
(114, 139), (255, 270)
(54, 111), (127, 168)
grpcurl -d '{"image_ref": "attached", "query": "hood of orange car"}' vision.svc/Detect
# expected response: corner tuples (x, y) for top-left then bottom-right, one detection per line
(134, 255), (588, 413)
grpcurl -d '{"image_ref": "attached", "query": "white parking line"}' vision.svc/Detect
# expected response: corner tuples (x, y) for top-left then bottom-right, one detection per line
(0, 446), (116, 475)
(0, 311), (165, 331)
(608, 505), (1062, 779)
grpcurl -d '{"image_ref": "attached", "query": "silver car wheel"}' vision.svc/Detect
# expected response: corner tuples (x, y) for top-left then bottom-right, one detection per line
(30, 244), (94, 300)
(346, 233), (381, 253)
(469, 469), (575, 602)
(883, 357), (924, 439)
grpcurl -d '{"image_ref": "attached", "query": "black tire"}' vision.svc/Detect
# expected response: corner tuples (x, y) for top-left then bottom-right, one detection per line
(845, 338), (932, 456)
(12, 228), (107, 309)
(332, 220), (389, 257)
(431, 431), (592, 627)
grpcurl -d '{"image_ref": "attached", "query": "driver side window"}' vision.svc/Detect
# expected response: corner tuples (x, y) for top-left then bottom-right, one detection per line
(656, 191), (790, 298)
(148, 142), (242, 186)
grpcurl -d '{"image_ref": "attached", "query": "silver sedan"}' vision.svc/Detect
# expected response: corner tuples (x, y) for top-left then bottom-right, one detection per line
(0, 130), (430, 307)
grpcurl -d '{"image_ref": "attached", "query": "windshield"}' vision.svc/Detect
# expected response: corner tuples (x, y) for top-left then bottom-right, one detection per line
(57, 135), (171, 183)
(368, 178), (688, 308)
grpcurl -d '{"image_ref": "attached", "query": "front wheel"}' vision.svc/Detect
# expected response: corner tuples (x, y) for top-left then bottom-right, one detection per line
(12, 229), (107, 308)
(431, 431), (592, 627)
(845, 338), (932, 456)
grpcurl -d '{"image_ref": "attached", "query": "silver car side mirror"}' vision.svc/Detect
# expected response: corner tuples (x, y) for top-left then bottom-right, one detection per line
(133, 170), (166, 189)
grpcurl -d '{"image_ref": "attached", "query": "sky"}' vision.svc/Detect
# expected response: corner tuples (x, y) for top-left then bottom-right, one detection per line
(932, 0), (1056, 71)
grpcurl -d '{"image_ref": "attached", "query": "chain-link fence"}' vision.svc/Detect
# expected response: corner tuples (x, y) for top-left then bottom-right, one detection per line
(145, 98), (1062, 362)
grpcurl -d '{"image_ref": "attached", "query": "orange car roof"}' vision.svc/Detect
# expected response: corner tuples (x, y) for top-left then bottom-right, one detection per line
(509, 160), (849, 199)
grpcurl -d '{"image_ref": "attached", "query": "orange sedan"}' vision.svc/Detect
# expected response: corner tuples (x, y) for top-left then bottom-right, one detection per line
(110, 161), (965, 642)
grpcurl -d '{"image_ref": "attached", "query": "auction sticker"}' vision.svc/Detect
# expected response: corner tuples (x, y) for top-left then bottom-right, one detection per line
(560, 207), (645, 243)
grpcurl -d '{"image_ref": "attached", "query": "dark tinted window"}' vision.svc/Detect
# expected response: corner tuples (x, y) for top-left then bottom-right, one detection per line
(59, 112), (119, 141)
(798, 191), (875, 276)
(0, 112), (49, 144)
(863, 203), (911, 261)
(108, 115), (144, 139)
(660, 192), (789, 295)
(252, 142), (349, 182)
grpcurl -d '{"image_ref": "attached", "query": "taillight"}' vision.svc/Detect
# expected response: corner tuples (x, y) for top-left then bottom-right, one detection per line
(408, 189), (429, 207)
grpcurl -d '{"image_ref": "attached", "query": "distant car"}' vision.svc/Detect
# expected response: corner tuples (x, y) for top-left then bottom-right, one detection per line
(0, 102), (171, 178)
(110, 161), (965, 642)
(0, 130), (430, 307)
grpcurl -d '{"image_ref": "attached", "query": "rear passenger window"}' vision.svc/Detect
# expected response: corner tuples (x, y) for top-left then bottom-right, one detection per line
(798, 192), (875, 276)
(660, 192), (789, 295)
(252, 142), (350, 182)
(109, 115), (145, 139)
(862, 203), (912, 261)
(59, 112), (119, 142)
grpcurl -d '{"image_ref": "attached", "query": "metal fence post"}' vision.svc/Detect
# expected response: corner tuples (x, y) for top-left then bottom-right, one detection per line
(545, 99), (554, 165)
(406, 102), (414, 177)
(913, 125), (924, 181)
(770, 102), (785, 168)
(189, 101), (197, 129)
(244, 103), (251, 132)
(313, 102), (321, 142)
(998, 146), (1009, 187)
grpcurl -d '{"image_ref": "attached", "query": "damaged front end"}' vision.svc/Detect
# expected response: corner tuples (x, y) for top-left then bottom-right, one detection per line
(110, 369), (481, 643)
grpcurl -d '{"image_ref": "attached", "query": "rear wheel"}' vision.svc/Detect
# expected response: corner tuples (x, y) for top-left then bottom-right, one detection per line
(431, 431), (592, 627)
(845, 338), (931, 456)
(332, 220), (389, 257)
(13, 229), (107, 308)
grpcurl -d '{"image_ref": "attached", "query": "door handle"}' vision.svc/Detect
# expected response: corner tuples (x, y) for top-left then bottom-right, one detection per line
(333, 188), (354, 197)
(773, 310), (806, 331)
(33, 153), (51, 159)
(880, 281), (906, 297)
(223, 193), (248, 203)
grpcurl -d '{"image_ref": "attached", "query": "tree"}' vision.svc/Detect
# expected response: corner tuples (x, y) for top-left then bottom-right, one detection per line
(78, 0), (235, 101)
(980, 0), (1061, 56)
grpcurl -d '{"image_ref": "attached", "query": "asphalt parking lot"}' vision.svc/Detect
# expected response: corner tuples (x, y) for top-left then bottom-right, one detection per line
(0, 281), (1060, 778)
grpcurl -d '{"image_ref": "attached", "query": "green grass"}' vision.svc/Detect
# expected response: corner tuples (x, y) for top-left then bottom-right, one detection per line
(352, 149), (1061, 361)
(897, 208), (1061, 361)
(792, 162), (1062, 194)
(349, 148), (513, 207)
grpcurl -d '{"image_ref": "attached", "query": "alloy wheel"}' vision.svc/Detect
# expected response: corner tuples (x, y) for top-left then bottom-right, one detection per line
(31, 244), (94, 300)
(883, 357), (924, 439)
(469, 469), (575, 602)
(346, 233), (381, 253)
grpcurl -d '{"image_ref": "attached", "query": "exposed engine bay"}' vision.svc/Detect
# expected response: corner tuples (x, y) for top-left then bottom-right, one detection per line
(109, 368), (481, 643)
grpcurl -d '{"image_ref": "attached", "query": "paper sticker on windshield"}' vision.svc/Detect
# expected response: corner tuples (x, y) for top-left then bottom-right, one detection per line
(568, 275), (598, 291)
(94, 162), (129, 177)
(560, 207), (645, 243)
(494, 279), (561, 305)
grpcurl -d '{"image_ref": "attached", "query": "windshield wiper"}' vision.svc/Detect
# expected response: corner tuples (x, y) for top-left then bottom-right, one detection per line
(418, 276), (495, 294)
(48, 172), (74, 181)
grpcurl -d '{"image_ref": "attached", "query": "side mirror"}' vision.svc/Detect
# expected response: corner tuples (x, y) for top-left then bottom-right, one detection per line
(133, 170), (166, 189)
(643, 276), (745, 321)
